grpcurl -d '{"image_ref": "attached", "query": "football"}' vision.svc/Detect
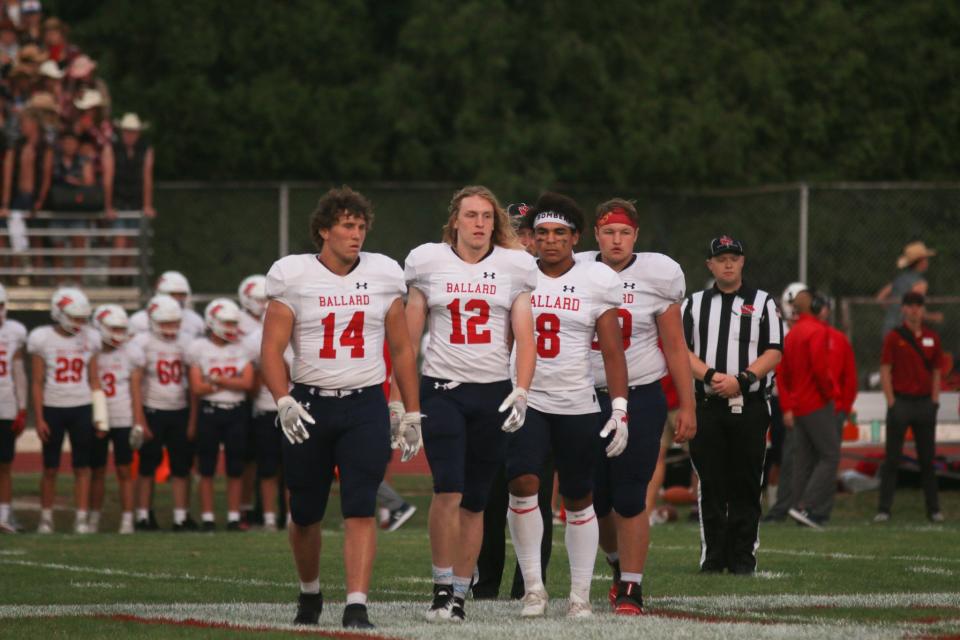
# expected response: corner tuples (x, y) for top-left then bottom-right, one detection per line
(662, 485), (697, 506)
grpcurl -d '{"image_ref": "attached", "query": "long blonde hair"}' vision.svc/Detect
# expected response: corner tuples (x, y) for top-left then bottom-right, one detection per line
(442, 185), (520, 249)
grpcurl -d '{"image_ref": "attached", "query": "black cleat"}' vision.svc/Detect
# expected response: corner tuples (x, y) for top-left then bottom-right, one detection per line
(294, 591), (323, 625)
(342, 603), (374, 629)
(134, 519), (151, 532)
(182, 516), (199, 531)
(227, 521), (244, 532)
(425, 584), (454, 621)
(614, 581), (644, 615)
(201, 521), (216, 533)
(607, 558), (621, 606)
(148, 510), (160, 530)
(450, 596), (465, 622)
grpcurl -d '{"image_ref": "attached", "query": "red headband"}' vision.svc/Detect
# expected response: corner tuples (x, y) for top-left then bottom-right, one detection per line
(596, 207), (637, 229)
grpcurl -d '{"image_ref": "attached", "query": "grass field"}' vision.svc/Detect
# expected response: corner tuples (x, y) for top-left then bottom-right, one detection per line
(1, 473), (959, 639)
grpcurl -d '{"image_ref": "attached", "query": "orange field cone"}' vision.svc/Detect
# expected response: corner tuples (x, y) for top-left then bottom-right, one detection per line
(155, 449), (170, 483)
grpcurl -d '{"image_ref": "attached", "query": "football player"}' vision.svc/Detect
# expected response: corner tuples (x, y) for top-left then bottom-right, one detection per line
(28, 288), (107, 534)
(237, 274), (267, 525)
(0, 284), (28, 534)
(130, 294), (198, 531)
(262, 186), (422, 629)
(505, 193), (629, 619)
(399, 185), (537, 622)
(188, 298), (254, 531)
(240, 275), (291, 532)
(578, 199), (696, 614)
(129, 271), (204, 338)
(90, 304), (146, 534)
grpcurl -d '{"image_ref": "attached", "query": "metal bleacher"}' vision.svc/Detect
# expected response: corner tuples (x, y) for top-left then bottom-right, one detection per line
(0, 210), (151, 311)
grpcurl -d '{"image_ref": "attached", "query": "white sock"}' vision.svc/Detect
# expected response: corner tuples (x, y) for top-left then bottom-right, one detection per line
(89, 511), (101, 528)
(41, 508), (53, 523)
(431, 565), (453, 586)
(202, 512), (215, 523)
(136, 509), (149, 521)
(121, 511), (134, 526)
(227, 510), (240, 523)
(173, 509), (187, 525)
(300, 578), (320, 594)
(346, 591), (367, 606)
(507, 494), (544, 591)
(564, 505), (598, 603)
(452, 575), (472, 599)
(264, 512), (276, 526)
(621, 571), (643, 584)
(75, 510), (88, 525)
(0, 503), (10, 523)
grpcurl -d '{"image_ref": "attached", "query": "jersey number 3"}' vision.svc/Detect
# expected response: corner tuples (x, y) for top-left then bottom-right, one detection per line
(319, 311), (365, 359)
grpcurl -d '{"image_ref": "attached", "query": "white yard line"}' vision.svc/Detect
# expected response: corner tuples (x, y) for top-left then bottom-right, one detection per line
(653, 543), (960, 565)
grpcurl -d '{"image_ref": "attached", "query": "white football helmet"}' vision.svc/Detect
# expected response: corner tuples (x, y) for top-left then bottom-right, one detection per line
(237, 275), (267, 318)
(0, 283), (6, 323)
(51, 287), (91, 335)
(204, 298), (241, 342)
(156, 271), (192, 308)
(147, 294), (183, 341)
(780, 282), (808, 322)
(93, 304), (130, 348)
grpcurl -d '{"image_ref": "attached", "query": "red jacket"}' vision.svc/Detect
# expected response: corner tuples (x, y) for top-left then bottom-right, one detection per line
(827, 326), (857, 414)
(777, 314), (836, 417)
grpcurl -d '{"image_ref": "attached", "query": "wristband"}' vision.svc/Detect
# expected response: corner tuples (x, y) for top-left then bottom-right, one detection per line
(611, 396), (628, 413)
(704, 368), (716, 385)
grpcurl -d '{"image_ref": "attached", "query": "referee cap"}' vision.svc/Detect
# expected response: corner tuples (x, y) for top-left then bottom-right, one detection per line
(708, 235), (744, 258)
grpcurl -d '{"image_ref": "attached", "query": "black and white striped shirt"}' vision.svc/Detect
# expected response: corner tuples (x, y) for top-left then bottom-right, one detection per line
(682, 283), (783, 399)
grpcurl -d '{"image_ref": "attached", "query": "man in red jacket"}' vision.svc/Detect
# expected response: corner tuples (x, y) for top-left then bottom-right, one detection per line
(778, 290), (838, 528)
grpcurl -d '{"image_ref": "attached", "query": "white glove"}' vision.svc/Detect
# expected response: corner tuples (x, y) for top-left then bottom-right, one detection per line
(398, 412), (424, 462)
(92, 389), (109, 432)
(276, 395), (315, 444)
(498, 387), (528, 433)
(600, 397), (629, 457)
(129, 424), (145, 451)
(388, 401), (405, 449)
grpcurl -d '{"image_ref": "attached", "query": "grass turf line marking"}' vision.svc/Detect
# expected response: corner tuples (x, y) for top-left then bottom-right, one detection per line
(653, 544), (960, 565)
(0, 558), (290, 588)
(910, 566), (956, 577)
(98, 613), (408, 639)
(70, 581), (127, 589)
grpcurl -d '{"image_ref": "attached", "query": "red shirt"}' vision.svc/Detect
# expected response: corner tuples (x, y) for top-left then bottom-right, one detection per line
(827, 326), (857, 414)
(777, 314), (836, 417)
(881, 323), (942, 396)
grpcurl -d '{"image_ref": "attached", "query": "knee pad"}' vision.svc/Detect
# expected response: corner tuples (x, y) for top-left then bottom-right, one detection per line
(290, 490), (327, 526)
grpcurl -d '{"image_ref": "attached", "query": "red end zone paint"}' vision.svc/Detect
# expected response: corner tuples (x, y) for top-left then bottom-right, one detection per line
(98, 613), (408, 639)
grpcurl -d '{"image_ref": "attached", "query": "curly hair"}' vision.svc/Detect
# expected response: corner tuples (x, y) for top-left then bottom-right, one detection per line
(442, 185), (519, 249)
(530, 191), (585, 233)
(309, 186), (374, 251)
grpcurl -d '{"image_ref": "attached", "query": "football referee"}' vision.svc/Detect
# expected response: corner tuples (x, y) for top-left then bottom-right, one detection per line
(682, 236), (783, 575)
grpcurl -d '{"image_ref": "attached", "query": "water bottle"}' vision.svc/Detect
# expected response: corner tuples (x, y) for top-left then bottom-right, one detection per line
(870, 419), (881, 443)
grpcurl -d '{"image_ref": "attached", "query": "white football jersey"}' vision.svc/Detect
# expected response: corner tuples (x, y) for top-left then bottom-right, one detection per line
(27, 326), (100, 408)
(130, 331), (191, 410)
(241, 325), (293, 412)
(525, 261), (622, 414)
(187, 337), (252, 404)
(238, 310), (260, 338)
(405, 243), (537, 384)
(266, 252), (405, 389)
(578, 252), (686, 387)
(129, 306), (205, 339)
(97, 342), (147, 428)
(0, 319), (27, 419)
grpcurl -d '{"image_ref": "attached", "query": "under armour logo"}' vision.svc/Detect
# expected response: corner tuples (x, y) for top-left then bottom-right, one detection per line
(433, 381), (460, 391)
(563, 285), (575, 292)
(356, 282), (368, 290)
(623, 282), (636, 290)
(302, 401), (311, 411)
(483, 272), (495, 279)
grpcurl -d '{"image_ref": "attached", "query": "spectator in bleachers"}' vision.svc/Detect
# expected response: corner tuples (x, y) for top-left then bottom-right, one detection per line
(1, 108), (52, 268)
(105, 112), (152, 281)
(17, 0), (41, 44)
(37, 58), (63, 108)
(41, 17), (77, 68)
(64, 55), (109, 121)
(0, 18), (18, 69)
(24, 90), (56, 143)
(49, 129), (92, 273)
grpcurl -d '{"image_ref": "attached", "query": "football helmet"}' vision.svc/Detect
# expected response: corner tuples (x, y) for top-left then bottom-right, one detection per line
(780, 282), (808, 322)
(147, 294), (182, 341)
(156, 271), (191, 308)
(93, 304), (130, 348)
(237, 274), (267, 318)
(204, 298), (241, 342)
(51, 287), (91, 335)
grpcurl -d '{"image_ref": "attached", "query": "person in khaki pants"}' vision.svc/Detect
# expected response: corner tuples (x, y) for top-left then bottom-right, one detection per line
(876, 292), (943, 524)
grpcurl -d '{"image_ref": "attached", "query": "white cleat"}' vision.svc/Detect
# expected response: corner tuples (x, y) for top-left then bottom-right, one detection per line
(74, 521), (90, 535)
(0, 520), (17, 534)
(567, 593), (593, 619)
(37, 520), (53, 535)
(520, 586), (549, 617)
(118, 520), (135, 535)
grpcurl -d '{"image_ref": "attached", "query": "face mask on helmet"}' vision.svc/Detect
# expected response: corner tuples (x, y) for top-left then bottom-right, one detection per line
(238, 275), (267, 318)
(205, 298), (241, 343)
(147, 295), (183, 341)
(94, 305), (130, 348)
(51, 288), (91, 336)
